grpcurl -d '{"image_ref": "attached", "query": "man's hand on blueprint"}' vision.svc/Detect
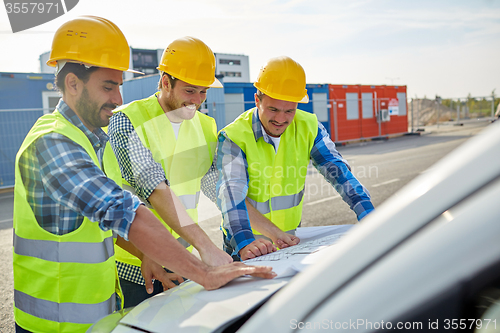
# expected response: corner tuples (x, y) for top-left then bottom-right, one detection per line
(272, 231), (300, 250)
(240, 239), (277, 261)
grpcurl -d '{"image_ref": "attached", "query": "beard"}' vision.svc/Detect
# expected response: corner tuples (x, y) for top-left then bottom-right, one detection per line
(76, 87), (115, 130)
(164, 90), (198, 121)
(164, 89), (182, 112)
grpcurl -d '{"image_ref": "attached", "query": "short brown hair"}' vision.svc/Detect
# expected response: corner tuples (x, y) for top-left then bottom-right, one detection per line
(55, 63), (99, 93)
(158, 72), (177, 90)
(256, 89), (267, 101)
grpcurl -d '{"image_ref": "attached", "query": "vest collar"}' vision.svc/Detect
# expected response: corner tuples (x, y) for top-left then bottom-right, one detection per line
(56, 99), (109, 150)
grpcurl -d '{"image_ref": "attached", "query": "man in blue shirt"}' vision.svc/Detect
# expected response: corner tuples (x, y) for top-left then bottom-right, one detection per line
(217, 56), (375, 261)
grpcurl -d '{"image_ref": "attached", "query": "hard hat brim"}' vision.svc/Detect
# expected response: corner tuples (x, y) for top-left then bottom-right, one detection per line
(298, 94), (309, 103)
(160, 68), (223, 88)
(48, 59), (144, 75)
(126, 68), (145, 75)
(254, 82), (309, 103)
(210, 77), (223, 88)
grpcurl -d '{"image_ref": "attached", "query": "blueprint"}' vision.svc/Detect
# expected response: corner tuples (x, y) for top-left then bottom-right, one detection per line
(244, 224), (355, 277)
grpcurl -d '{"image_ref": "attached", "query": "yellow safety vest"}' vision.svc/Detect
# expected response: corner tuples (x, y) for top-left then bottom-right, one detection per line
(223, 108), (317, 234)
(13, 110), (123, 332)
(106, 93), (217, 267)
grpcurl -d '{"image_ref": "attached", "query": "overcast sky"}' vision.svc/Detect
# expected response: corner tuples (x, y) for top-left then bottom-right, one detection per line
(1, 0), (499, 99)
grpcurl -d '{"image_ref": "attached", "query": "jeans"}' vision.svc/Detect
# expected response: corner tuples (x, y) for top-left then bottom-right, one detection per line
(15, 323), (32, 333)
(119, 277), (165, 308)
(119, 268), (183, 308)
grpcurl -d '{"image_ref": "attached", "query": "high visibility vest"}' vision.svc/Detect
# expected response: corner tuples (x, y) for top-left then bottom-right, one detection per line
(13, 110), (123, 332)
(223, 108), (317, 234)
(106, 94), (217, 267)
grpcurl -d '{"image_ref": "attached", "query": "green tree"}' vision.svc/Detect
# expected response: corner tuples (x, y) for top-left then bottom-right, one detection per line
(467, 93), (475, 116)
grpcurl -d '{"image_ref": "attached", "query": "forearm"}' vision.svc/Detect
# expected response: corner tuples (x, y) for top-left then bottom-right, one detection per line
(245, 198), (282, 239)
(128, 205), (276, 289)
(148, 182), (217, 252)
(128, 205), (209, 284)
(116, 235), (143, 260)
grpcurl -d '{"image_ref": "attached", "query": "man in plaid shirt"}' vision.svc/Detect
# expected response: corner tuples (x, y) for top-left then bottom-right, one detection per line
(13, 17), (274, 332)
(107, 37), (234, 307)
(217, 56), (375, 261)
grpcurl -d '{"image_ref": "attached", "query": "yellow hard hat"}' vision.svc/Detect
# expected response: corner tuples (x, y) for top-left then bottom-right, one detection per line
(157, 36), (222, 88)
(47, 16), (142, 74)
(254, 56), (309, 103)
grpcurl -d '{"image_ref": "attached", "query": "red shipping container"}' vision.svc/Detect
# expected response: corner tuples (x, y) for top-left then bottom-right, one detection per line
(328, 84), (408, 142)
(329, 84), (362, 142)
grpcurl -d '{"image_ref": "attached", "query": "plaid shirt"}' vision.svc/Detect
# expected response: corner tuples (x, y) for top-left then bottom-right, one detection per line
(18, 99), (141, 239)
(216, 108), (375, 256)
(108, 110), (218, 285)
(108, 111), (217, 204)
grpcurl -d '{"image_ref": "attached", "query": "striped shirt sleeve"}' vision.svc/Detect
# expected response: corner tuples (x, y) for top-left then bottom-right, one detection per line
(108, 112), (168, 202)
(311, 122), (374, 220)
(216, 131), (255, 255)
(35, 133), (141, 240)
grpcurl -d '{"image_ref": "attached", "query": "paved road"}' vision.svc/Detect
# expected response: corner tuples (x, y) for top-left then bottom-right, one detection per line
(0, 119), (492, 332)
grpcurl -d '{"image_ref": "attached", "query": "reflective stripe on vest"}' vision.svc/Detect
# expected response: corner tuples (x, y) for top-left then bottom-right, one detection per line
(108, 93), (216, 267)
(13, 110), (121, 332)
(179, 191), (200, 210)
(223, 108), (317, 234)
(14, 233), (114, 264)
(247, 189), (305, 215)
(14, 290), (115, 325)
(177, 237), (191, 248)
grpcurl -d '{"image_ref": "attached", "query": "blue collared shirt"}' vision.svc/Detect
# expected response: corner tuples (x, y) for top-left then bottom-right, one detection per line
(18, 99), (141, 240)
(216, 108), (374, 256)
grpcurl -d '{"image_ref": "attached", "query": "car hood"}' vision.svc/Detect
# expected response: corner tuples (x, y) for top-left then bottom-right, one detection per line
(238, 121), (500, 332)
(108, 277), (288, 332)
